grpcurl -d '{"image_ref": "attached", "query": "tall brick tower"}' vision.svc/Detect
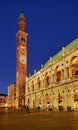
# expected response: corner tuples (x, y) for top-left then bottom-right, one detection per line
(16, 11), (28, 108)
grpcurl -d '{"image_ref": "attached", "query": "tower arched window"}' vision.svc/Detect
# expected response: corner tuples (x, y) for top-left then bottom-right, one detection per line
(21, 37), (25, 42)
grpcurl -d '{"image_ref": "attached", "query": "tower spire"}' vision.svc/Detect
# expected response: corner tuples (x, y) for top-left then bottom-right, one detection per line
(18, 11), (26, 32)
(20, 10), (24, 17)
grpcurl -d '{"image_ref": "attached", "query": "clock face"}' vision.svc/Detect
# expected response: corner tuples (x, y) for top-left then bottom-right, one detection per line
(19, 55), (26, 64)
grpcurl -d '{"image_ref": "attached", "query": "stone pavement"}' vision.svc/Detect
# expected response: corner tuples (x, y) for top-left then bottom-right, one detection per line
(0, 108), (78, 130)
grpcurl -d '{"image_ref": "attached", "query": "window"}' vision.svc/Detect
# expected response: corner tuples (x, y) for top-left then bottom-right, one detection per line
(75, 70), (78, 75)
(45, 73), (50, 86)
(21, 37), (25, 42)
(28, 87), (30, 92)
(32, 81), (34, 92)
(37, 77), (41, 89)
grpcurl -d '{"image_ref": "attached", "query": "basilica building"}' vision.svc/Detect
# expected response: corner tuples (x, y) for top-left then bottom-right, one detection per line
(7, 12), (78, 111)
(25, 38), (78, 111)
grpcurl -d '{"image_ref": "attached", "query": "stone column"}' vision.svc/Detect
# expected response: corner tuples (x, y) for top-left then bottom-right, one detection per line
(64, 89), (68, 111)
(61, 69), (64, 81)
(50, 88), (53, 108)
(34, 78), (37, 109)
(64, 67), (68, 79)
(51, 74), (54, 84)
(54, 73), (57, 83)
(41, 74), (44, 88)
(70, 90), (74, 110)
(69, 66), (72, 78)
(49, 71), (52, 84)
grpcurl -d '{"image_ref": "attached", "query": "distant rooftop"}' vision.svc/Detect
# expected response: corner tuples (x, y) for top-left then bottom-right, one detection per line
(0, 94), (7, 96)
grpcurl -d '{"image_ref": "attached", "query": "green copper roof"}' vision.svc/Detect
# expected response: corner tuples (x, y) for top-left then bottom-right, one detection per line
(20, 11), (24, 17)
(44, 38), (78, 66)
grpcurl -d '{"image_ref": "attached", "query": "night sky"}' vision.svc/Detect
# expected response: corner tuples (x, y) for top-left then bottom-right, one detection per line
(0, 0), (78, 94)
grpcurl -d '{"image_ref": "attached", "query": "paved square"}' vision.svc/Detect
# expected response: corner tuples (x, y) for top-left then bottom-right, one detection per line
(0, 109), (78, 130)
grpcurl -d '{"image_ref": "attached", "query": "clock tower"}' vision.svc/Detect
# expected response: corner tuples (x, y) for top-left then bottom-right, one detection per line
(16, 11), (28, 108)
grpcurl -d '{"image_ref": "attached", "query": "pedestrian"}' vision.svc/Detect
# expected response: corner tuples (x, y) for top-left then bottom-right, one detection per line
(47, 102), (50, 111)
(25, 105), (30, 113)
(38, 103), (41, 110)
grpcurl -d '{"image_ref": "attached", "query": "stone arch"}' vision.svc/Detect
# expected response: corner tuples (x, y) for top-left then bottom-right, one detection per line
(45, 94), (51, 103)
(58, 92), (62, 103)
(27, 83), (30, 92)
(37, 96), (41, 104)
(55, 66), (61, 82)
(28, 86), (30, 92)
(31, 81), (34, 92)
(70, 56), (78, 76)
(45, 72), (50, 86)
(37, 77), (41, 90)
(73, 88), (78, 109)
(58, 92), (63, 110)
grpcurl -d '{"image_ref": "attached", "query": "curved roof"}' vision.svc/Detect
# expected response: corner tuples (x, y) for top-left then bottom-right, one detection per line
(44, 38), (78, 66)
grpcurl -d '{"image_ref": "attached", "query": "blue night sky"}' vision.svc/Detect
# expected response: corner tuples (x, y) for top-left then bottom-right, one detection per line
(0, 0), (78, 94)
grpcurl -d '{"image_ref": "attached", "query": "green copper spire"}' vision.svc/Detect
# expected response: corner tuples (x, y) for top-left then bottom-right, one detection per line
(20, 11), (24, 17)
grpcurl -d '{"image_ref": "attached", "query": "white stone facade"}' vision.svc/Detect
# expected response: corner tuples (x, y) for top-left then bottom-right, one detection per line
(25, 38), (78, 111)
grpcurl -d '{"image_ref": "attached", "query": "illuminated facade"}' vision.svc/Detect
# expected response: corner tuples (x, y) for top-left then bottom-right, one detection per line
(0, 94), (7, 107)
(25, 38), (78, 111)
(7, 12), (78, 111)
(7, 83), (16, 107)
